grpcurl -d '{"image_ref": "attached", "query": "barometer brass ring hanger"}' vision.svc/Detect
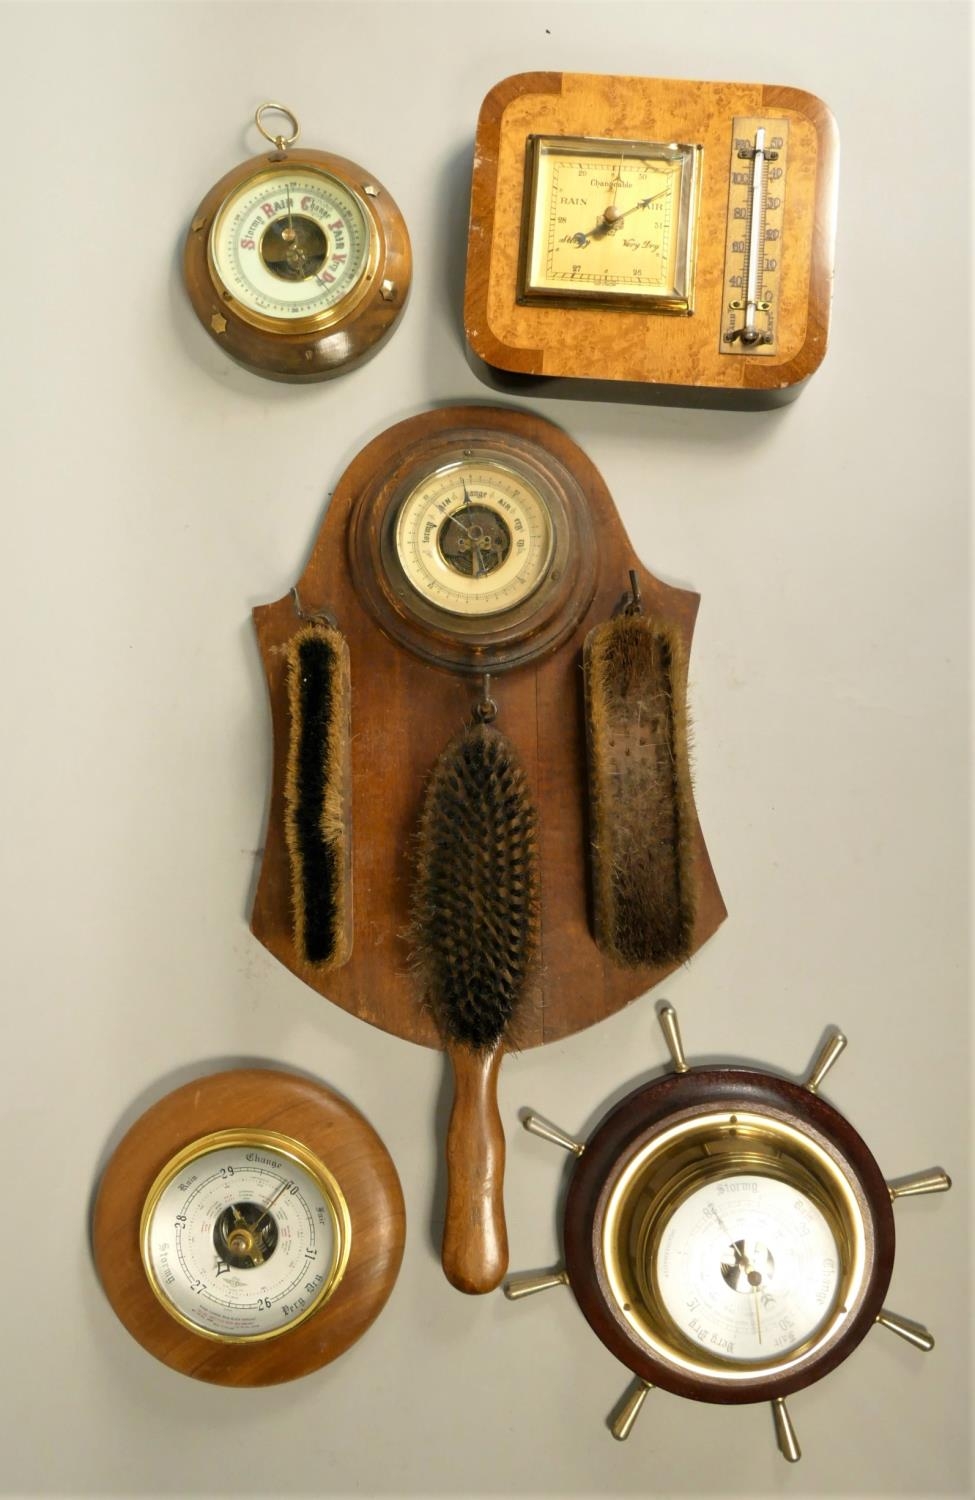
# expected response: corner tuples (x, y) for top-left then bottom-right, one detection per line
(254, 101), (300, 153)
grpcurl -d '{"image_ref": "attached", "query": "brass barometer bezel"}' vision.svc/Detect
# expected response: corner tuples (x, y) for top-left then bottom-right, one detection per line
(204, 162), (382, 338)
(598, 1108), (871, 1389)
(139, 1126), (352, 1345)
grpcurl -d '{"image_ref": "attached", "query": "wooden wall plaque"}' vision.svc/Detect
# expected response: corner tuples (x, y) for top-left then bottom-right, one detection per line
(464, 73), (839, 409)
(251, 405), (726, 1048)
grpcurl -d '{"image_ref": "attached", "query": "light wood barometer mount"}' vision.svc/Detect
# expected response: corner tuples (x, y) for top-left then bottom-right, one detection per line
(93, 1069), (405, 1384)
(465, 73), (839, 409)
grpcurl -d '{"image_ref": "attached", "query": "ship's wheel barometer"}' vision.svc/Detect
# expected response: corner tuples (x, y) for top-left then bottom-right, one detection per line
(505, 1005), (950, 1461)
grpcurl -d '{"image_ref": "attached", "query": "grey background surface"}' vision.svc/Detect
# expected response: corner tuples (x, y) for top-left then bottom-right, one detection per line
(0, 2), (970, 1496)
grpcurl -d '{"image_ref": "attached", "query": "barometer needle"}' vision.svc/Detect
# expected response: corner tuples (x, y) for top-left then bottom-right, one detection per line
(576, 184), (674, 245)
(250, 1180), (291, 1234)
(751, 1280), (763, 1344)
(609, 153), (624, 213)
(448, 511), (475, 539)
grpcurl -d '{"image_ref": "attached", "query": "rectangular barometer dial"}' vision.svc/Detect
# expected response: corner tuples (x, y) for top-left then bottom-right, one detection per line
(520, 135), (701, 312)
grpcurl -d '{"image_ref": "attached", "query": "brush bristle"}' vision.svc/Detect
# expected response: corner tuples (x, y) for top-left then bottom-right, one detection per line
(412, 723), (538, 1051)
(584, 613), (695, 967)
(283, 623), (352, 968)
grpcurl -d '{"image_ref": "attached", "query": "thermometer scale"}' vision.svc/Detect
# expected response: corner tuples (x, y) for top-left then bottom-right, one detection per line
(720, 118), (790, 355)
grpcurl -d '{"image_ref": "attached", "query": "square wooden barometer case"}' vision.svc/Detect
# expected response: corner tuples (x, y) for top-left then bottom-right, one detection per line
(464, 72), (839, 409)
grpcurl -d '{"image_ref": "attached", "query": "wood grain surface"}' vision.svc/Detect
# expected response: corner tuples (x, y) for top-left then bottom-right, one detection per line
(251, 404), (727, 1050)
(441, 1043), (508, 1294)
(92, 1070), (405, 1385)
(464, 73), (838, 401)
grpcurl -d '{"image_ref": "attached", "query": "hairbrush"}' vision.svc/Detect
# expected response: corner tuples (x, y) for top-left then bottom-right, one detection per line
(412, 709), (539, 1293)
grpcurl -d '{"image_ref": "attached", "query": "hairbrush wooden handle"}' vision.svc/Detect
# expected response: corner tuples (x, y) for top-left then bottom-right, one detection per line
(442, 1042), (508, 1294)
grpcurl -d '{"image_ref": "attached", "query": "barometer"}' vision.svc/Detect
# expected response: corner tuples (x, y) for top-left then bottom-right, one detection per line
(466, 72), (838, 408)
(520, 135), (701, 311)
(505, 1005), (950, 1462)
(348, 420), (597, 673)
(184, 102), (411, 381)
(93, 1069), (404, 1384)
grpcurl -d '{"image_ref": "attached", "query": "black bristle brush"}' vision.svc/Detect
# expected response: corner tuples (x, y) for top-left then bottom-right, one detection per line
(583, 603), (695, 967)
(283, 621), (353, 969)
(412, 718), (539, 1294)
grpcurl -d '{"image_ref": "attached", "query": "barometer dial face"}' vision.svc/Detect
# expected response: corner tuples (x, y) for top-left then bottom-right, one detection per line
(351, 426), (598, 674)
(208, 166), (374, 332)
(140, 1128), (349, 1342)
(653, 1173), (842, 1366)
(393, 460), (555, 619)
(521, 135), (701, 311)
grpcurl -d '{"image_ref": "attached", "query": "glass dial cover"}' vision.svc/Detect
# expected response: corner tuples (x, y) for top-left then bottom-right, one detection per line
(209, 166), (374, 331)
(654, 1173), (842, 1365)
(393, 459), (555, 618)
(141, 1129), (348, 1341)
(521, 135), (701, 310)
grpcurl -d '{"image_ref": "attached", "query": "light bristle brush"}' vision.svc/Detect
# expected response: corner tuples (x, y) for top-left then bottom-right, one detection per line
(583, 603), (695, 967)
(283, 621), (353, 969)
(412, 719), (539, 1294)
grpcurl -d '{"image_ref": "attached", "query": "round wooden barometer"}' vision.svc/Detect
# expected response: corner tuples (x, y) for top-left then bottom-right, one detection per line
(93, 1070), (404, 1385)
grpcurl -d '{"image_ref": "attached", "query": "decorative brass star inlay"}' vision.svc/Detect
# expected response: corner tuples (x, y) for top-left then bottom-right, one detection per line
(380, 280), (396, 302)
(210, 312), (228, 335)
(191, 215), (207, 234)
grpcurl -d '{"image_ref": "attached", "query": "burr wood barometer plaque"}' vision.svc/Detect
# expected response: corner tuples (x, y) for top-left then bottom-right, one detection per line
(250, 406), (726, 1292)
(464, 73), (839, 408)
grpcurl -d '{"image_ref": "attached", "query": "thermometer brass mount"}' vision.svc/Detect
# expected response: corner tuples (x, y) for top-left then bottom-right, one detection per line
(505, 1005), (950, 1462)
(184, 102), (411, 382)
